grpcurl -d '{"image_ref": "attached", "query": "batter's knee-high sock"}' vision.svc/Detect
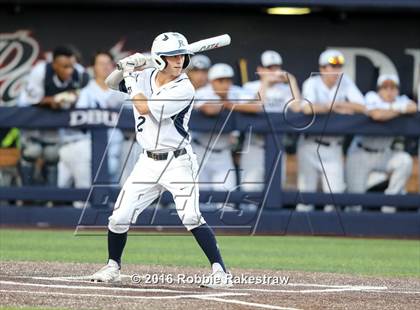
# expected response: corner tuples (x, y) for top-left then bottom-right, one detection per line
(107, 230), (127, 268)
(191, 224), (226, 272)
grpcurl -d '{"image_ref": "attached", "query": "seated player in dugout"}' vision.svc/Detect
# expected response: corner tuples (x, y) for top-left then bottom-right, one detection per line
(17, 46), (90, 186)
(192, 63), (256, 192)
(187, 54), (211, 90)
(346, 74), (417, 213)
(240, 50), (301, 192)
(296, 49), (365, 212)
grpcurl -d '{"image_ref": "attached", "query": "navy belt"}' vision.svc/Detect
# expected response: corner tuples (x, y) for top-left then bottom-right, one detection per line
(146, 148), (187, 161)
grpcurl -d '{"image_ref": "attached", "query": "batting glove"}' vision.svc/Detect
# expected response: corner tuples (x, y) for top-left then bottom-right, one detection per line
(118, 53), (146, 72)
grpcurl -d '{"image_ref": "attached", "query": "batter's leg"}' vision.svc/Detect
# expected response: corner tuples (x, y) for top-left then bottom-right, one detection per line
(106, 154), (163, 267)
(107, 182), (162, 267)
(162, 148), (227, 273)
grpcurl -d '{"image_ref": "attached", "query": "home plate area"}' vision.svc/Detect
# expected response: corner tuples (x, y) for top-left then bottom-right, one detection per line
(1, 262), (419, 310)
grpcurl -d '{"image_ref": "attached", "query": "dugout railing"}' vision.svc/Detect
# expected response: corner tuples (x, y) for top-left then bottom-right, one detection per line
(0, 106), (419, 210)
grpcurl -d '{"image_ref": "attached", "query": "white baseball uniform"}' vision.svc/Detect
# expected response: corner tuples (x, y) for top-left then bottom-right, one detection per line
(346, 91), (413, 194)
(193, 84), (246, 191)
(297, 74), (364, 208)
(108, 68), (205, 233)
(240, 80), (292, 191)
(57, 80), (126, 188)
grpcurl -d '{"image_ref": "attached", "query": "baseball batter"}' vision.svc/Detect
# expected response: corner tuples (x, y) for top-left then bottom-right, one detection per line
(90, 32), (231, 288)
(297, 49), (365, 212)
(346, 74), (417, 213)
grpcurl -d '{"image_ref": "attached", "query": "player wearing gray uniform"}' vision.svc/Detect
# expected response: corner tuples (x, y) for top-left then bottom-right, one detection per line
(193, 63), (249, 192)
(346, 74), (417, 213)
(58, 52), (126, 190)
(297, 50), (365, 212)
(90, 33), (231, 288)
(241, 50), (301, 191)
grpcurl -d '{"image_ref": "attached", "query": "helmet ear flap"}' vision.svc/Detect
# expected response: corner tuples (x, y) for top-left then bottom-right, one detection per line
(183, 54), (191, 69)
(152, 53), (166, 71)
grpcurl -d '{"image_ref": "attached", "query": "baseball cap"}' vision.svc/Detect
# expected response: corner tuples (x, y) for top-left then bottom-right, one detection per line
(208, 63), (234, 81)
(261, 50), (283, 67)
(190, 54), (211, 70)
(377, 74), (400, 87)
(319, 49), (345, 66)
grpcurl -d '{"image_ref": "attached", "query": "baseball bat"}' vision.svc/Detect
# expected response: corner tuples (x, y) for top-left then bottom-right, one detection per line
(188, 34), (231, 53)
(117, 34), (231, 70)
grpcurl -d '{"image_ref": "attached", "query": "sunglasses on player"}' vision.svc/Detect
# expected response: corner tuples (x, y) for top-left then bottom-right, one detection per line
(327, 55), (345, 66)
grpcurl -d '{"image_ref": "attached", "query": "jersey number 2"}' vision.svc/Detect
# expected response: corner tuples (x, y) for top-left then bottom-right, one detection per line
(137, 116), (146, 132)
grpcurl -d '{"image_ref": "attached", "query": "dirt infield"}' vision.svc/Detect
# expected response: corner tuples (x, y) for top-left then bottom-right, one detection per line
(0, 262), (419, 310)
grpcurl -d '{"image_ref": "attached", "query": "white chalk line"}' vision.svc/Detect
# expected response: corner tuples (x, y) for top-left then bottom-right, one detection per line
(10, 274), (389, 290)
(3, 276), (418, 296)
(0, 279), (301, 310)
(367, 289), (420, 294)
(287, 282), (388, 289)
(0, 289), (246, 300)
(4, 278), (418, 310)
(0, 288), (298, 310)
(13, 274), (133, 284)
(230, 286), (388, 294)
(0, 280), (190, 293)
(192, 295), (301, 310)
(2, 276), (407, 295)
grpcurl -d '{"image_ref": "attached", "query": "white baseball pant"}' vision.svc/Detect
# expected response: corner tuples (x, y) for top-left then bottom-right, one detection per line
(108, 145), (205, 233)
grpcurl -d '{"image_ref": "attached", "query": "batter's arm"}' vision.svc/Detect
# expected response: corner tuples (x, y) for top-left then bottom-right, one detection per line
(105, 69), (124, 91)
(132, 93), (150, 114)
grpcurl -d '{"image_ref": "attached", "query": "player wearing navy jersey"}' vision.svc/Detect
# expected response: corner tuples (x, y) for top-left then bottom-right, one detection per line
(18, 46), (90, 186)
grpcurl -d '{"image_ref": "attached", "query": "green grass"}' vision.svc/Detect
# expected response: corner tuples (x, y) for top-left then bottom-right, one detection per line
(0, 229), (419, 278)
